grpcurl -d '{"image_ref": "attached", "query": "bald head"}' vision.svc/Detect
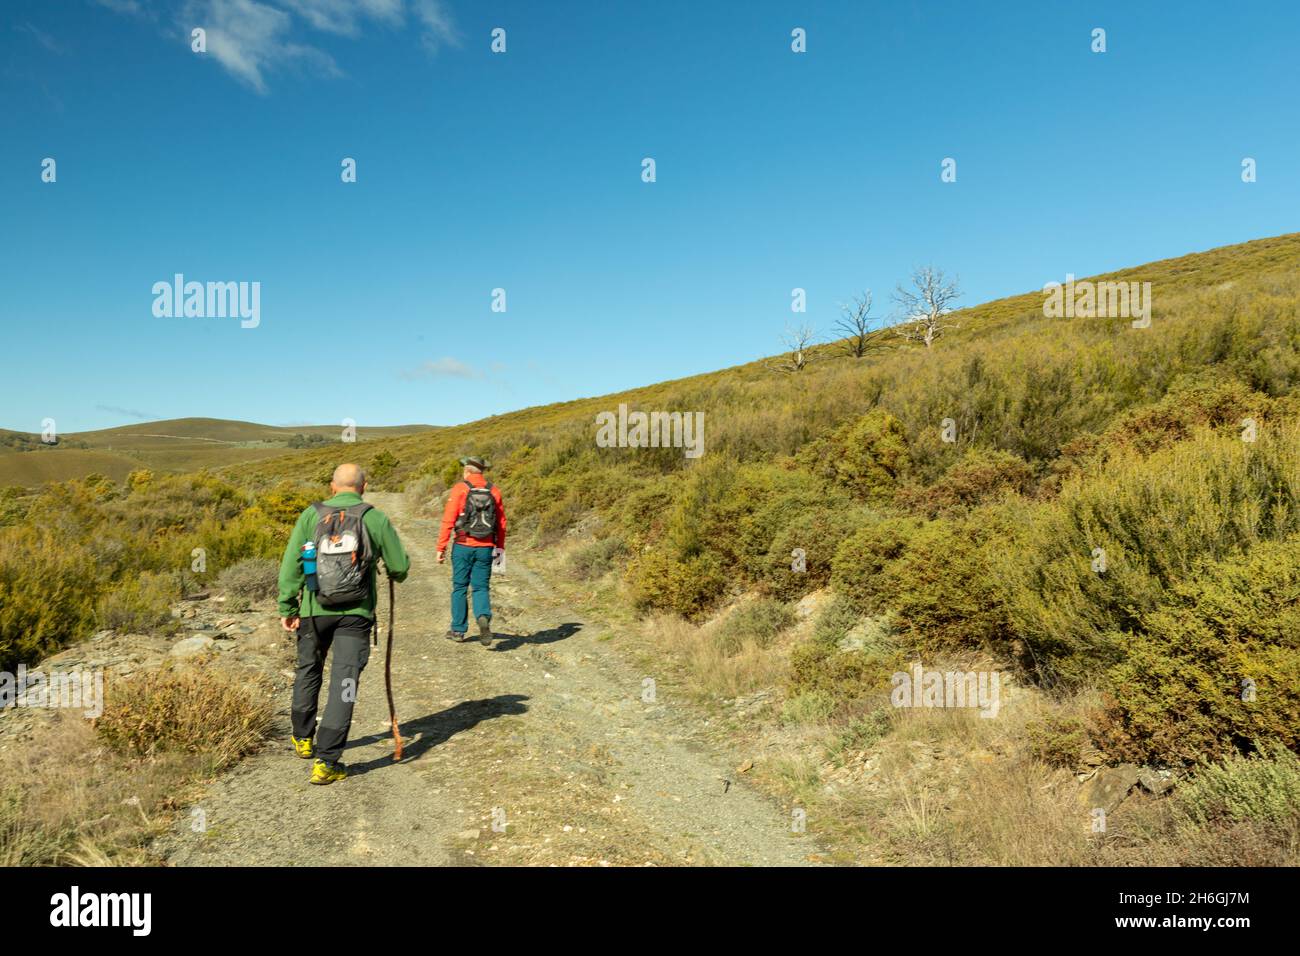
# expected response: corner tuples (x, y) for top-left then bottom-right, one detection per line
(331, 463), (366, 494)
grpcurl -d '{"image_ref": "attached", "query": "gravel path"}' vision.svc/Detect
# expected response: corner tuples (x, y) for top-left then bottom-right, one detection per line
(161, 493), (818, 866)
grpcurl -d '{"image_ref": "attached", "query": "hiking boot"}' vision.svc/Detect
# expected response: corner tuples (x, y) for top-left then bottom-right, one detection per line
(290, 735), (314, 759)
(445, 630), (470, 643)
(477, 615), (493, 646)
(310, 759), (347, 785)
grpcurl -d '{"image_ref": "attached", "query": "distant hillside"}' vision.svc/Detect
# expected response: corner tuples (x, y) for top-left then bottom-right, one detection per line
(0, 418), (437, 487)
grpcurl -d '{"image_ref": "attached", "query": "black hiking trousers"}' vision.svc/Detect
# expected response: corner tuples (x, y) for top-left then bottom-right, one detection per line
(292, 614), (373, 765)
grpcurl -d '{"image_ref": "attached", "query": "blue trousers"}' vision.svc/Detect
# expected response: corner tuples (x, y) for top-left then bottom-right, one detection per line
(450, 543), (494, 632)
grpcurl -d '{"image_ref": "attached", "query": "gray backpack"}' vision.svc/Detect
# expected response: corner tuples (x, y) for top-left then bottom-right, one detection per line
(455, 481), (498, 539)
(311, 502), (374, 606)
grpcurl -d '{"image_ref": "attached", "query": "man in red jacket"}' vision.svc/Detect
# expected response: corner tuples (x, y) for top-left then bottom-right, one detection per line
(437, 455), (507, 645)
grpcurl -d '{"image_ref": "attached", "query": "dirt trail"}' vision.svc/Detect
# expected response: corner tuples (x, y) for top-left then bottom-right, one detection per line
(161, 493), (818, 866)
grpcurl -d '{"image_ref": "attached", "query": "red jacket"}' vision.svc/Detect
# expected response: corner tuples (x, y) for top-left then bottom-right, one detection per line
(437, 474), (506, 552)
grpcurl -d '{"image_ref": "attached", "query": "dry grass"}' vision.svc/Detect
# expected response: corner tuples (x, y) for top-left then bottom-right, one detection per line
(0, 713), (198, 865)
(0, 662), (275, 866)
(96, 660), (274, 766)
(646, 604), (796, 703)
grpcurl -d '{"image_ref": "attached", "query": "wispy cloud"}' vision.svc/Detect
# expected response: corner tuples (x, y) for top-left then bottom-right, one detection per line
(399, 357), (482, 381)
(97, 0), (459, 93)
(15, 21), (65, 54)
(280, 0), (403, 36)
(183, 0), (340, 94)
(92, 0), (147, 15)
(411, 0), (458, 52)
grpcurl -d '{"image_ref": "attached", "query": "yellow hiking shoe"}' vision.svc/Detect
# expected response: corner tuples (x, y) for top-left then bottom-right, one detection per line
(291, 735), (314, 759)
(310, 760), (347, 785)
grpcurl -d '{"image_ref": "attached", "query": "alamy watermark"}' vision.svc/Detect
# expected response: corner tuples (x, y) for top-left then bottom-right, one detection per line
(891, 663), (1004, 718)
(1, 665), (104, 719)
(1042, 274), (1151, 328)
(595, 403), (704, 459)
(152, 273), (260, 328)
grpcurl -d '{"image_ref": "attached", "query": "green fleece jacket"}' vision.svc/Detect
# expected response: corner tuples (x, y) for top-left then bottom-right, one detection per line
(277, 492), (410, 619)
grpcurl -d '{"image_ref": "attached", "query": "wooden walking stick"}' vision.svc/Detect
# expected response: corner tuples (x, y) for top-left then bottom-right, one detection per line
(385, 575), (403, 760)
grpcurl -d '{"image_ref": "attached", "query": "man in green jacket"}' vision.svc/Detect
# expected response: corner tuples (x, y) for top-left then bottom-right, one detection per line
(277, 463), (409, 785)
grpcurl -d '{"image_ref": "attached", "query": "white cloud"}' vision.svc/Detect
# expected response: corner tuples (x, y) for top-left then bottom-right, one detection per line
(99, 0), (459, 92)
(92, 0), (146, 15)
(279, 0), (402, 36)
(411, 0), (458, 52)
(184, 0), (339, 94)
(400, 358), (481, 381)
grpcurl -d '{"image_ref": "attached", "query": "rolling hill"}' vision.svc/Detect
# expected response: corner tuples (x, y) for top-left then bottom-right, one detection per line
(0, 418), (437, 487)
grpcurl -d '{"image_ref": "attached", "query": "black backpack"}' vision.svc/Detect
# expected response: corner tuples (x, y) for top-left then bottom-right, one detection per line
(455, 481), (498, 539)
(311, 502), (374, 606)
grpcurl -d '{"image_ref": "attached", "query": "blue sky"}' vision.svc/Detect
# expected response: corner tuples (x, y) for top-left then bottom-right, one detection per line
(3, 0), (1298, 432)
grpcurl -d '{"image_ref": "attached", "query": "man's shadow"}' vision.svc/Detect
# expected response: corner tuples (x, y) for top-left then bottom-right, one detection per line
(488, 622), (582, 653)
(344, 693), (529, 775)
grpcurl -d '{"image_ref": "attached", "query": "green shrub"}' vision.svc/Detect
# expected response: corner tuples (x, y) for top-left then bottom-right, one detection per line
(781, 690), (837, 724)
(831, 516), (923, 614)
(713, 597), (796, 656)
(216, 558), (280, 600)
(874, 513), (1014, 655)
(788, 602), (903, 709)
(1097, 537), (1300, 764)
(1175, 742), (1300, 828)
(567, 536), (626, 580)
(1099, 370), (1272, 458)
(1025, 714), (1090, 769)
(896, 448), (1035, 518)
(0, 526), (97, 671)
(761, 502), (865, 600)
(1006, 425), (1300, 685)
(811, 594), (862, 646)
(626, 550), (728, 619)
(801, 409), (912, 503)
(95, 571), (179, 634)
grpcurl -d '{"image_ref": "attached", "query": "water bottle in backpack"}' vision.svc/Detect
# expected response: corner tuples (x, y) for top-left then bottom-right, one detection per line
(301, 540), (318, 592)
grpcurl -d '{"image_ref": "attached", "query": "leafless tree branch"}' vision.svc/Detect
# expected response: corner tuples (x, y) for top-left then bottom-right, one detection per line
(892, 266), (962, 349)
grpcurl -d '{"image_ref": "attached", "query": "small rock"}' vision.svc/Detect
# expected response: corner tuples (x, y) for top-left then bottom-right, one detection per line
(170, 636), (216, 658)
(1137, 767), (1175, 795)
(737, 759), (754, 774)
(1079, 763), (1141, 813)
(455, 829), (480, 841)
(1080, 748), (1106, 767)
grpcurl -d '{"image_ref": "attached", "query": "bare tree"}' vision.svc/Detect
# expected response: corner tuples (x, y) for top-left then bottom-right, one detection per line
(892, 267), (962, 348)
(834, 291), (891, 358)
(771, 323), (816, 373)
